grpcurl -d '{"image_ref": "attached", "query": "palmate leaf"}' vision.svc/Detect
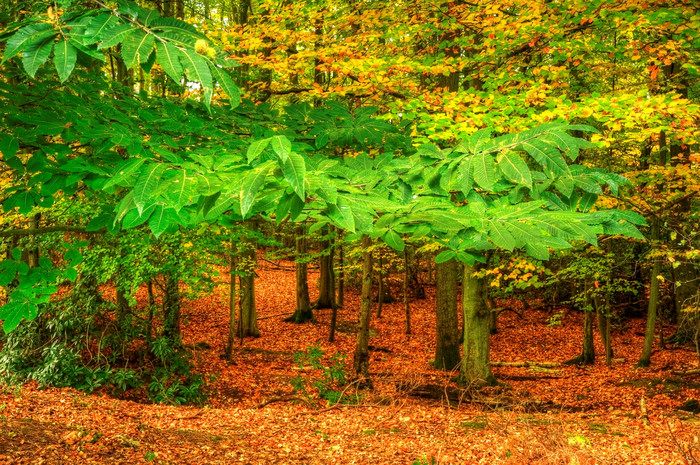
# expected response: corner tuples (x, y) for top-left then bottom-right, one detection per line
(53, 39), (77, 82)
(156, 41), (183, 82)
(22, 37), (54, 78)
(0, 290), (38, 333)
(121, 29), (155, 68)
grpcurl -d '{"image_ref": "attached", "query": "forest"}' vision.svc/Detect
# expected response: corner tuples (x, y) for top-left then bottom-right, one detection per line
(0, 0), (698, 463)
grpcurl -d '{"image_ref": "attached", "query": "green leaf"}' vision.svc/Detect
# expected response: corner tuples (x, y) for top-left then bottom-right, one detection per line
(0, 261), (17, 286)
(488, 221), (516, 250)
(149, 205), (180, 237)
(84, 14), (119, 41)
(86, 213), (113, 231)
(0, 134), (19, 160)
(121, 29), (155, 68)
(179, 47), (212, 90)
(133, 163), (167, 212)
(1, 297), (38, 333)
(383, 229), (405, 251)
(281, 151), (306, 200)
(22, 37), (54, 78)
(3, 23), (55, 63)
(168, 169), (196, 207)
(497, 151), (532, 188)
(435, 250), (455, 264)
(240, 160), (274, 217)
(210, 65), (240, 108)
(522, 140), (570, 176)
(156, 41), (184, 82)
(468, 128), (492, 154)
(471, 152), (497, 190)
(247, 138), (271, 163)
(53, 39), (77, 82)
(104, 158), (146, 189)
(327, 202), (355, 232)
(270, 135), (291, 163)
(98, 23), (136, 49)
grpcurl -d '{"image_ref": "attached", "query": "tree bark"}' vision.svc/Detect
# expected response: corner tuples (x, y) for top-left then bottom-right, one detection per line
(352, 235), (373, 388)
(639, 217), (661, 367)
(459, 262), (496, 387)
(316, 227), (335, 309)
(163, 271), (181, 345)
(403, 247), (411, 335)
(237, 242), (260, 338)
(287, 226), (313, 323)
(434, 257), (460, 371)
(225, 249), (237, 361)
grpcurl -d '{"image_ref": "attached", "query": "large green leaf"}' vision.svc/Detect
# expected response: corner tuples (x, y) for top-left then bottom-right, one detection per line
(133, 163), (167, 212)
(210, 65), (240, 108)
(497, 151), (532, 188)
(3, 23), (55, 63)
(468, 128), (492, 154)
(98, 23), (137, 49)
(168, 169), (196, 207)
(121, 29), (155, 68)
(270, 135), (291, 163)
(179, 47), (212, 89)
(0, 134), (19, 160)
(471, 152), (497, 190)
(22, 37), (54, 78)
(0, 290), (38, 333)
(281, 151), (306, 200)
(53, 39), (77, 82)
(522, 139), (570, 176)
(84, 14), (119, 41)
(487, 220), (516, 250)
(240, 160), (274, 217)
(247, 138), (271, 163)
(103, 158), (146, 189)
(156, 41), (184, 82)
(149, 205), (180, 237)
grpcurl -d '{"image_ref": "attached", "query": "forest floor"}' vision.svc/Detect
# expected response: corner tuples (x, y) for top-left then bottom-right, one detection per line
(1, 261), (700, 464)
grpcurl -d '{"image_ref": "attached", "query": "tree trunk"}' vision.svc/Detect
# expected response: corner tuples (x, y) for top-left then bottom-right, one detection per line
(434, 258), (460, 371)
(639, 217), (661, 367)
(237, 243), (260, 338)
(316, 227), (335, 309)
(337, 239), (345, 307)
(287, 227), (313, 323)
(115, 287), (132, 336)
(376, 253), (384, 318)
(403, 248), (411, 335)
(163, 271), (181, 345)
(595, 295), (613, 365)
(226, 250), (237, 361)
(146, 279), (155, 347)
(459, 262), (496, 387)
(352, 235), (373, 388)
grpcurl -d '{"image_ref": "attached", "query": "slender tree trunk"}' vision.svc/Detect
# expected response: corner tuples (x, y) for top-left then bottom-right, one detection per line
(146, 279), (155, 346)
(352, 235), (373, 388)
(115, 287), (132, 337)
(226, 250), (237, 361)
(163, 271), (181, 345)
(287, 226), (313, 323)
(434, 258), (460, 371)
(639, 217), (661, 367)
(459, 262), (495, 387)
(337, 239), (345, 307)
(595, 294), (613, 365)
(237, 243), (260, 338)
(376, 253), (384, 318)
(403, 248), (411, 335)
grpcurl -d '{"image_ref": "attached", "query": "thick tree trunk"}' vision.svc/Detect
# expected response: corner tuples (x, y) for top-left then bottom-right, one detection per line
(287, 227), (313, 323)
(337, 239), (345, 307)
(352, 235), (373, 388)
(115, 287), (132, 337)
(237, 244), (260, 338)
(317, 227), (335, 309)
(434, 258), (460, 371)
(459, 262), (495, 387)
(376, 253), (384, 318)
(639, 217), (661, 367)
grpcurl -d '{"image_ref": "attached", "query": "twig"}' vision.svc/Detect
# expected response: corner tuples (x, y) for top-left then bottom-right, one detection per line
(253, 394), (314, 409)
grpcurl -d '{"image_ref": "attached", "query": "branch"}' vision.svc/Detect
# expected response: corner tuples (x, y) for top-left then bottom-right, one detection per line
(0, 226), (102, 238)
